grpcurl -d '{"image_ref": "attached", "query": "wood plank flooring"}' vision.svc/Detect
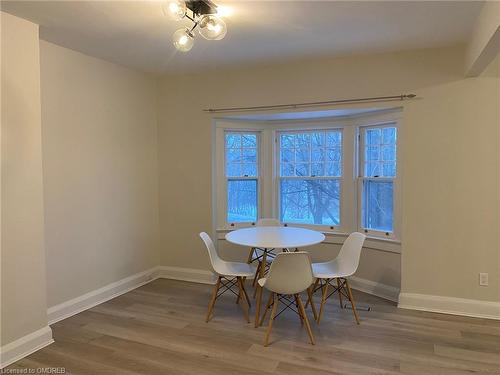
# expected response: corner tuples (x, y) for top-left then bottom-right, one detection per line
(7, 279), (500, 374)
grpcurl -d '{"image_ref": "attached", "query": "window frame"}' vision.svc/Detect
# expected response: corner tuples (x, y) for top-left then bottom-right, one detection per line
(356, 122), (401, 240)
(275, 128), (344, 231)
(223, 130), (262, 226)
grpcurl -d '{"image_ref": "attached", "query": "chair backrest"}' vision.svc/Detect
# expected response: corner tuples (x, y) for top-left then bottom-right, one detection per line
(256, 218), (281, 227)
(263, 252), (313, 295)
(336, 232), (366, 276)
(199, 232), (225, 275)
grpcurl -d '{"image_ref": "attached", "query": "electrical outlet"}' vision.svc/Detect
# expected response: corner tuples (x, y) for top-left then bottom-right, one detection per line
(479, 273), (489, 286)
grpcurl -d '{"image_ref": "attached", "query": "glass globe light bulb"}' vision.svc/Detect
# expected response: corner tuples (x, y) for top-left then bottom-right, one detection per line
(198, 14), (227, 40)
(163, 0), (186, 20)
(172, 28), (194, 52)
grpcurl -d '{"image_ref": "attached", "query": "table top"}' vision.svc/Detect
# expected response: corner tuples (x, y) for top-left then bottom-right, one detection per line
(225, 226), (325, 249)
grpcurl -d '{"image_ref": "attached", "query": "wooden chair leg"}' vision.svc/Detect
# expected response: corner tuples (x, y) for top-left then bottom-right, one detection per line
(306, 286), (318, 321)
(305, 278), (319, 308)
(337, 278), (344, 309)
(295, 295), (304, 325)
(345, 279), (360, 325)
(254, 251), (267, 328)
(252, 261), (261, 289)
(259, 291), (274, 326)
(206, 276), (221, 322)
(296, 294), (315, 345)
(264, 293), (278, 347)
(237, 277), (250, 323)
(317, 279), (329, 324)
(241, 277), (251, 308)
(247, 248), (255, 263)
(236, 278), (241, 304)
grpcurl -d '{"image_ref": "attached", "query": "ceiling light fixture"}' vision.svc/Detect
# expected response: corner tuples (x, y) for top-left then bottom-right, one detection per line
(164, 0), (229, 52)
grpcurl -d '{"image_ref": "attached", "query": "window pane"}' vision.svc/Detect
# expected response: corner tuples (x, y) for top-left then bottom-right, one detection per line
(364, 162), (381, 177)
(382, 145), (396, 161)
(226, 148), (241, 163)
(280, 134), (295, 148)
(366, 128), (381, 145)
(242, 148), (257, 163)
(226, 163), (241, 177)
(295, 163), (310, 177)
(327, 132), (341, 147)
(366, 146), (380, 161)
(281, 163), (294, 177)
(225, 134), (241, 148)
(311, 133), (325, 147)
(227, 179), (257, 223)
(281, 149), (294, 163)
(311, 148), (324, 162)
(295, 148), (310, 163)
(311, 163), (325, 176)
(280, 179), (340, 225)
(362, 180), (393, 232)
(296, 133), (310, 148)
(326, 162), (342, 177)
(241, 134), (257, 147)
(382, 162), (396, 177)
(326, 148), (341, 162)
(242, 164), (257, 177)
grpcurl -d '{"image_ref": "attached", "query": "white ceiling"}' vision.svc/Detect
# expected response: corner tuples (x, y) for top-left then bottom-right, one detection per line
(1, 1), (484, 75)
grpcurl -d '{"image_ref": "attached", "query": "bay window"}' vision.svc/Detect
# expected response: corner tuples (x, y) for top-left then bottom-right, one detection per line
(215, 111), (401, 241)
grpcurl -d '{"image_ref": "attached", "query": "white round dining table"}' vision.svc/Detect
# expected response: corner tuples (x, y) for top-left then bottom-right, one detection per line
(225, 226), (325, 327)
(225, 226), (325, 250)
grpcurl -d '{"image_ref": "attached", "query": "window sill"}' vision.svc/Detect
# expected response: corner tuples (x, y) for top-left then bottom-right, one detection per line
(215, 228), (401, 254)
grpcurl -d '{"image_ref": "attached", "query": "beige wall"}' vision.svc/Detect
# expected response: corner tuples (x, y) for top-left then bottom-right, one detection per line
(158, 46), (500, 302)
(1, 12), (49, 345)
(39, 41), (160, 307)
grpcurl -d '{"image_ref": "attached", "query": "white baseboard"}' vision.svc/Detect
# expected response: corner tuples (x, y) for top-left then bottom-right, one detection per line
(47, 266), (159, 325)
(398, 293), (500, 320)
(0, 326), (53, 369)
(349, 276), (400, 302)
(156, 265), (216, 285)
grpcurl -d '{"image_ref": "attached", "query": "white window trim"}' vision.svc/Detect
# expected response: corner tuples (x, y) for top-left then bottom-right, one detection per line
(356, 121), (401, 241)
(223, 130), (262, 226)
(212, 110), (402, 252)
(275, 127), (344, 232)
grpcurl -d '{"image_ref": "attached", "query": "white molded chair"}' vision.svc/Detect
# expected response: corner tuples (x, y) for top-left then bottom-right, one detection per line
(199, 232), (255, 323)
(258, 252), (315, 346)
(246, 218), (281, 293)
(309, 232), (366, 324)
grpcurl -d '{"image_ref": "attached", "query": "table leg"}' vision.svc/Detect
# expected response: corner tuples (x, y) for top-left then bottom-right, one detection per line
(254, 249), (267, 328)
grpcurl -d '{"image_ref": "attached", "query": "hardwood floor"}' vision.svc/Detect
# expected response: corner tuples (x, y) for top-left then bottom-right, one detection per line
(7, 279), (500, 374)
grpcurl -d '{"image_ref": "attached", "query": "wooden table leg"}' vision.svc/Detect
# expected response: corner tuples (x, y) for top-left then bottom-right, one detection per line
(254, 249), (267, 328)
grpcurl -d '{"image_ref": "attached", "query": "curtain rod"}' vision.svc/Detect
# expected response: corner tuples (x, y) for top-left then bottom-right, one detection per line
(203, 94), (417, 113)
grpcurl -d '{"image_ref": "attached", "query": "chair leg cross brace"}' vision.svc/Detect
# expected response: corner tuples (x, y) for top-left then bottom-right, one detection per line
(206, 276), (251, 323)
(310, 277), (361, 325)
(261, 292), (315, 346)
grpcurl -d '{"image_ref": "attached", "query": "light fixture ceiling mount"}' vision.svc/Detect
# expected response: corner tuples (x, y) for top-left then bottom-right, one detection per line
(165, 0), (228, 52)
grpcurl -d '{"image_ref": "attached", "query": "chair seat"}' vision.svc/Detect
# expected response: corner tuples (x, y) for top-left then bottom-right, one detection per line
(219, 262), (256, 277)
(312, 260), (351, 279)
